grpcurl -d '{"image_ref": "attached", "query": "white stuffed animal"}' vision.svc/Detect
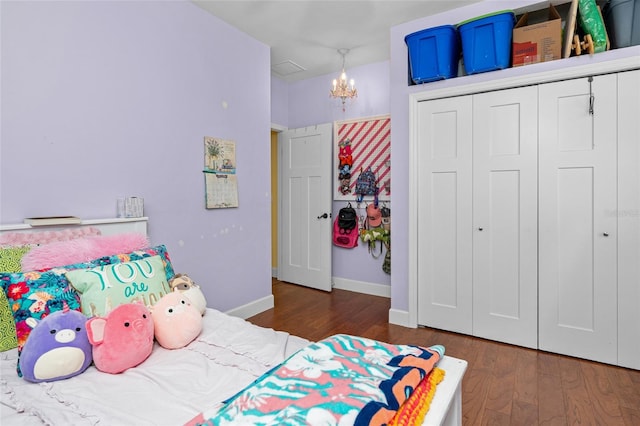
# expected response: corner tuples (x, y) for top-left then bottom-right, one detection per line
(168, 273), (207, 315)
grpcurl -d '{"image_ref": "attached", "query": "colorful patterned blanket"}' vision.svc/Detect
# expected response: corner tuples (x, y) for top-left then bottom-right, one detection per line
(187, 334), (445, 426)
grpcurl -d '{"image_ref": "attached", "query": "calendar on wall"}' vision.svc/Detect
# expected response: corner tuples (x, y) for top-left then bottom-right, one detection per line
(204, 173), (238, 208)
(203, 137), (238, 209)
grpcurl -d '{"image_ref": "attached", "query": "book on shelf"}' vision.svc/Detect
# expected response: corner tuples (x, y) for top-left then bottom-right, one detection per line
(23, 216), (82, 226)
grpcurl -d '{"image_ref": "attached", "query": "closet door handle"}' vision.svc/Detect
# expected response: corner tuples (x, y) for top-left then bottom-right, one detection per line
(317, 213), (329, 219)
(603, 232), (609, 237)
(478, 227), (484, 231)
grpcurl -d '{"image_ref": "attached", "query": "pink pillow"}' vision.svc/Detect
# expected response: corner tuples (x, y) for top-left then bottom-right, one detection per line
(21, 233), (149, 271)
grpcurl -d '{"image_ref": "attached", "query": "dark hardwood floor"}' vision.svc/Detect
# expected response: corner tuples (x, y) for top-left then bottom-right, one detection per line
(248, 279), (640, 426)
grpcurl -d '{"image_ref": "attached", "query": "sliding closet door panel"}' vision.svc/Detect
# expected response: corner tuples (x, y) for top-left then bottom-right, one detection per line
(417, 96), (473, 334)
(617, 70), (640, 370)
(472, 86), (538, 349)
(539, 75), (617, 364)
(430, 172), (460, 307)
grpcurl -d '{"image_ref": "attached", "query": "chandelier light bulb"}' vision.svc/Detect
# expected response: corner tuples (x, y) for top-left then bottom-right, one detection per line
(329, 49), (357, 112)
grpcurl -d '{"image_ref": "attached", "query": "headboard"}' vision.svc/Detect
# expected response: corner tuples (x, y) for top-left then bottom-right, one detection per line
(0, 217), (148, 239)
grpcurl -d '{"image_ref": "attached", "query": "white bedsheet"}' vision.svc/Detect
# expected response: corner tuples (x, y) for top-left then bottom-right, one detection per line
(1, 308), (309, 426)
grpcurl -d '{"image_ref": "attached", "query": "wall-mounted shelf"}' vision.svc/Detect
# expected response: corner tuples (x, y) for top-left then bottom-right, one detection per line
(407, 45), (640, 93)
(0, 217), (148, 235)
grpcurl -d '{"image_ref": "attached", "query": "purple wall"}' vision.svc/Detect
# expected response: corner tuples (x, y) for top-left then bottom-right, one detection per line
(284, 61), (392, 287)
(270, 76), (289, 128)
(1, 1), (272, 312)
(287, 60), (390, 128)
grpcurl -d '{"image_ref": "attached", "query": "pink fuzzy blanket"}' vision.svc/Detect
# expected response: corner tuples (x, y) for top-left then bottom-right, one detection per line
(21, 233), (149, 271)
(0, 227), (101, 246)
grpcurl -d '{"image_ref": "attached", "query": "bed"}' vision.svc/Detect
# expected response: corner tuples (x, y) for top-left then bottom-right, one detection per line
(0, 218), (467, 425)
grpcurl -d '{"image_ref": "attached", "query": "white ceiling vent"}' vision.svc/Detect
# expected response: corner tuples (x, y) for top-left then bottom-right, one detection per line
(272, 60), (306, 77)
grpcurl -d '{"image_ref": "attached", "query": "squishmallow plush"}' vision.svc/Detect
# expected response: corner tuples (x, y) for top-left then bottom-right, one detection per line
(151, 290), (202, 349)
(86, 302), (154, 374)
(19, 307), (93, 383)
(168, 273), (207, 315)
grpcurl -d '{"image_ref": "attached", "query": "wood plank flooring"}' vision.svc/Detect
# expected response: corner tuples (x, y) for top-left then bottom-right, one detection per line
(248, 279), (640, 426)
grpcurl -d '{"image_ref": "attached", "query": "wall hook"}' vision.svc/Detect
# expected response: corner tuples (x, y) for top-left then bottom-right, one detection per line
(588, 76), (594, 115)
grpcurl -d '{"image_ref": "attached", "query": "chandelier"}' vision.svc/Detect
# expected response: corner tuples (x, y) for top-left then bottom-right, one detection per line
(330, 48), (357, 111)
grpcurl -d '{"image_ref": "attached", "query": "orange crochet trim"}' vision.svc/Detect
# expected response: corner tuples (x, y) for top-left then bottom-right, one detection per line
(389, 367), (446, 426)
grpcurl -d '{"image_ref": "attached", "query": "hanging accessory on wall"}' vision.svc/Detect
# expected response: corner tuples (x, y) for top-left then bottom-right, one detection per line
(366, 203), (382, 228)
(329, 48), (358, 112)
(382, 240), (391, 274)
(354, 167), (378, 203)
(381, 204), (391, 274)
(332, 203), (359, 249)
(359, 227), (388, 259)
(359, 200), (388, 259)
(381, 204), (391, 232)
(338, 138), (353, 195)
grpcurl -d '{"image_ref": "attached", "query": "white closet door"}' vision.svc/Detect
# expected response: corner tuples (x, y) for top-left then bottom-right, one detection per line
(472, 86), (538, 349)
(539, 74), (618, 364)
(617, 70), (640, 370)
(417, 96), (473, 334)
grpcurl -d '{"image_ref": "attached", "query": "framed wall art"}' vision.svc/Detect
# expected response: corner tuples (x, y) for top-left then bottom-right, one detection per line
(334, 114), (390, 201)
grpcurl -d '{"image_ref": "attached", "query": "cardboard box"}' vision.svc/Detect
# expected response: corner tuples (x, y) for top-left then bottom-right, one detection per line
(512, 5), (562, 66)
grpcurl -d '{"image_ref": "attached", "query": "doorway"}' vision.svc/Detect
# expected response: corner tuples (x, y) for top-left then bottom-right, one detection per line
(271, 124), (333, 291)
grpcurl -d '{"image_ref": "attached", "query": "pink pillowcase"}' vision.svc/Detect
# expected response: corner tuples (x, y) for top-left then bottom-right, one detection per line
(21, 233), (149, 271)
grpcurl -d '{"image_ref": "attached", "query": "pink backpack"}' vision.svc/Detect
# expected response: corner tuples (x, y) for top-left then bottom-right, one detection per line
(332, 204), (359, 248)
(333, 217), (359, 248)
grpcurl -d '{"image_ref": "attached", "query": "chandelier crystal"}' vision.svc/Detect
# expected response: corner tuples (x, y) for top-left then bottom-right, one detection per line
(329, 48), (357, 111)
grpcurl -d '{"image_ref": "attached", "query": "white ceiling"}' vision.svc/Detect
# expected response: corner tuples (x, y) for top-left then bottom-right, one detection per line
(192, 1), (482, 82)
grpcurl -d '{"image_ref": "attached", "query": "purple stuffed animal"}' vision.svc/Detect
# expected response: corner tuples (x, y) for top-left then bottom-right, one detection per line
(86, 302), (154, 374)
(19, 307), (93, 383)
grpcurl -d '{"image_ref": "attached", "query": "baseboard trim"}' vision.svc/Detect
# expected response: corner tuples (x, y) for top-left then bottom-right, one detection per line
(389, 308), (415, 328)
(225, 294), (274, 319)
(332, 277), (391, 298)
(271, 267), (277, 278)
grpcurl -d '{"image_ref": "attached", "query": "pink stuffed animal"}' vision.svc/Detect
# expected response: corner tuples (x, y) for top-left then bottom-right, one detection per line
(86, 302), (154, 374)
(151, 290), (202, 349)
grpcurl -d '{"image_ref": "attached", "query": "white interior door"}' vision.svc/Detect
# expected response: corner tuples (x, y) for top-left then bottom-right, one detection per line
(278, 124), (333, 291)
(538, 75), (618, 364)
(472, 86), (538, 349)
(417, 96), (473, 334)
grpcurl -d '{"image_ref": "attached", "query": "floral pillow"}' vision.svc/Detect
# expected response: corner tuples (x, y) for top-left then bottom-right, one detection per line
(0, 261), (90, 376)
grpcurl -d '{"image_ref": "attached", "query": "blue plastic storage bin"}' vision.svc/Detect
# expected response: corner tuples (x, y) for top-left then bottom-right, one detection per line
(405, 25), (460, 84)
(603, 0), (640, 48)
(458, 11), (515, 75)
